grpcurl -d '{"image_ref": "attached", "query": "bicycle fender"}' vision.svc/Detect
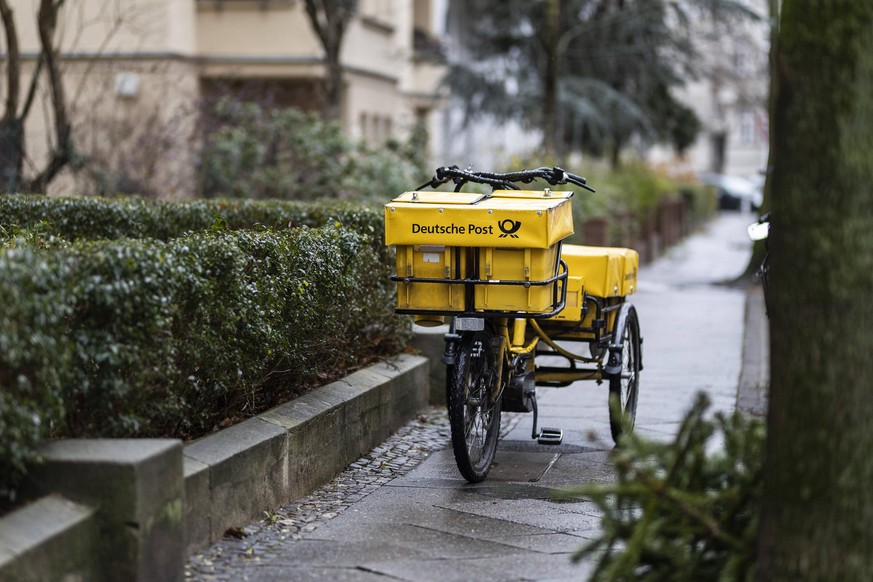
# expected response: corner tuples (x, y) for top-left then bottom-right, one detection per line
(603, 303), (642, 376)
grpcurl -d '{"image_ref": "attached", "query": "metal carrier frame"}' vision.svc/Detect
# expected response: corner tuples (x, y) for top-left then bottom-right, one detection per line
(391, 246), (570, 319)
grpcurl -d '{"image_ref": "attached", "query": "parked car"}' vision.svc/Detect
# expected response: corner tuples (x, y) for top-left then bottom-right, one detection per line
(699, 173), (763, 211)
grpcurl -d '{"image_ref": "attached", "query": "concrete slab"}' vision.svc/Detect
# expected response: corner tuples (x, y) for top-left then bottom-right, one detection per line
(310, 491), (555, 544)
(407, 448), (559, 484)
(247, 538), (433, 566)
(439, 497), (602, 533)
(371, 354), (430, 430)
(0, 495), (99, 582)
(356, 551), (591, 582)
(737, 285), (769, 417)
(287, 523), (522, 563)
(182, 355), (429, 552)
(367, 353), (428, 381)
(30, 439), (185, 581)
(535, 451), (617, 488)
(183, 456), (210, 554)
(487, 530), (597, 553)
(185, 418), (289, 543)
(242, 565), (397, 581)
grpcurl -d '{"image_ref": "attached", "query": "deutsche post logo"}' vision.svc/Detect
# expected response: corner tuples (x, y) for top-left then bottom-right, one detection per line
(498, 219), (521, 238)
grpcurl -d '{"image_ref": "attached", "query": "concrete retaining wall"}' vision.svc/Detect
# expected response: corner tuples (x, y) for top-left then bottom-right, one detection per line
(0, 354), (428, 581)
(0, 495), (99, 582)
(412, 324), (449, 405)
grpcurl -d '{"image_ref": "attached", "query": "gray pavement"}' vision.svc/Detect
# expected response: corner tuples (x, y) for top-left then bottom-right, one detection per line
(187, 211), (759, 581)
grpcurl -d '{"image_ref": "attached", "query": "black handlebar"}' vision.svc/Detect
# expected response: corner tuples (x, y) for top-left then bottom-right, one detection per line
(416, 165), (595, 193)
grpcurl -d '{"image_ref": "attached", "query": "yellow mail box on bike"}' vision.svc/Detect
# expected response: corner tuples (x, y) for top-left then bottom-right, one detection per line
(385, 189), (574, 318)
(551, 245), (639, 323)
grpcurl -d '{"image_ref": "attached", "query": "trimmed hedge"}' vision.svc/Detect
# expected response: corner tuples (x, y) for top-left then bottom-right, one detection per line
(0, 195), (385, 245)
(0, 224), (408, 504)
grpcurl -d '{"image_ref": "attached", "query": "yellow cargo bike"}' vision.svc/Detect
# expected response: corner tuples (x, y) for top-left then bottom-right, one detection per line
(385, 166), (642, 482)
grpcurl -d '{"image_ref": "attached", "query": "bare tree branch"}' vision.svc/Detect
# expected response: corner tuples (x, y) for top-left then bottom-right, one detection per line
(20, 54), (44, 121)
(27, 0), (72, 192)
(302, 0), (356, 120)
(0, 0), (20, 122)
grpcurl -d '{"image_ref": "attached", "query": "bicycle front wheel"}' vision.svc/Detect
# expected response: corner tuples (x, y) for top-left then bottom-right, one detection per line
(447, 328), (502, 482)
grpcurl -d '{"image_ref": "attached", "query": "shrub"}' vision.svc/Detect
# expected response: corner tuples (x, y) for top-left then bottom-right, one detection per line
(0, 248), (73, 504)
(199, 99), (425, 202)
(563, 394), (765, 581)
(0, 195), (387, 246)
(0, 224), (408, 504)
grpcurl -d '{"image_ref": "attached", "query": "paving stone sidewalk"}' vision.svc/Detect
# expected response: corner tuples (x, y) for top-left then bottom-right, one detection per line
(186, 408), (529, 580)
(186, 408), (453, 579)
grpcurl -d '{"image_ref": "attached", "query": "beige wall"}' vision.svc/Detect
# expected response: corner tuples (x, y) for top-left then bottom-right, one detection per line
(347, 72), (400, 143)
(68, 58), (200, 198)
(9, 1), (196, 53)
(343, 17), (403, 83)
(196, 2), (321, 58)
(43, 57), (199, 197)
(57, 1), (193, 54)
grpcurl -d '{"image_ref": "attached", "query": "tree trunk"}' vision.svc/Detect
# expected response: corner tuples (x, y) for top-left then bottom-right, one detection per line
(541, 0), (559, 158)
(757, 2), (873, 579)
(27, 0), (71, 193)
(0, 0), (21, 193)
(304, 0), (354, 122)
(324, 47), (344, 122)
(0, 0), (69, 194)
(0, 119), (22, 192)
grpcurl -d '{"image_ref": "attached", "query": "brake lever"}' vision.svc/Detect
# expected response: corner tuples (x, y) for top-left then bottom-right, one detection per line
(558, 167), (595, 192)
(417, 165), (459, 190)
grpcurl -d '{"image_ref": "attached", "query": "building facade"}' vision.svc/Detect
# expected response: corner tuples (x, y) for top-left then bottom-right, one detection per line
(647, 0), (771, 182)
(2, 0), (445, 197)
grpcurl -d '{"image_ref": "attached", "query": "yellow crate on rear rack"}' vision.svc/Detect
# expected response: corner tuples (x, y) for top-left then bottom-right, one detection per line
(552, 244), (639, 321)
(385, 189), (574, 316)
(473, 245), (561, 313)
(395, 243), (466, 314)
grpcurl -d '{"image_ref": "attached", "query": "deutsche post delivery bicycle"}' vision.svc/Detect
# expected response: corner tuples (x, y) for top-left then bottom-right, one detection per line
(384, 166), (642, 482)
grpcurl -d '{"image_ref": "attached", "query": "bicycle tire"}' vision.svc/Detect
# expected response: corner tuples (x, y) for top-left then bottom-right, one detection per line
(609, 308), (641, 444)
(446, 328), (502, 482)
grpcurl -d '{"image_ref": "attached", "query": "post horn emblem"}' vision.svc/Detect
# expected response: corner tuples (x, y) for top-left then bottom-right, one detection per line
(498, 219), (521, 238)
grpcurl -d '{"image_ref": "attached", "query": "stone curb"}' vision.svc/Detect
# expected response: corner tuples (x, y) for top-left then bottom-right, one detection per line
(737, 285), (769, 418)
(184, 353), (429, 553)
(0, 354), (429, 581)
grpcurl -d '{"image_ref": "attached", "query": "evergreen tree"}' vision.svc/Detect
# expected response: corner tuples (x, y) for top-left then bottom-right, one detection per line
(445, 0), (755, 164)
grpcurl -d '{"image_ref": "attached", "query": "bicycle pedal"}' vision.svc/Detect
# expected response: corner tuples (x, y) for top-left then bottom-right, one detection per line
(537, 427), (563, 445)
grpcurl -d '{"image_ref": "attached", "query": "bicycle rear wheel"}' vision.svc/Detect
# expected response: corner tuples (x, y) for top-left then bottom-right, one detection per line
(447, 328), (502, 482)
(609, 308), (641, 444)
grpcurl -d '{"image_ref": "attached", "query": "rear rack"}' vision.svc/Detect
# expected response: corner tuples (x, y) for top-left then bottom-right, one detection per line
(392, 259), (569, 319)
